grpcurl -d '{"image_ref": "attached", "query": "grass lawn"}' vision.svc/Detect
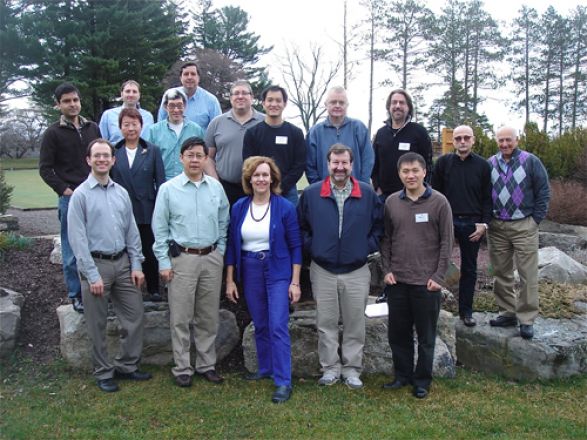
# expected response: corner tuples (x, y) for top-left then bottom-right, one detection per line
(1, 157), (39, 170)
(1, 359), (585, 439)
(3, 169), (57, 209)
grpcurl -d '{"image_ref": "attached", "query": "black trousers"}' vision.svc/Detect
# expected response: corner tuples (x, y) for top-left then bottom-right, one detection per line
(387, 282), (441, 389)
(220, 178), (246, 208)
(138, 224), (159, 294)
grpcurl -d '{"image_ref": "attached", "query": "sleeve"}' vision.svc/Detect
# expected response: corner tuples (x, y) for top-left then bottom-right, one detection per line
(367, 190), (384, 254)
(358, 123), (375, 184)
(151, 185), (172, 270)
(531, 156), (550, 224)
(431, 197), (454, 285)
(481, 160), (493, 224)
(67, 190), (101, 283)
(209, 97), (221, 123)
(380, 201), (393, 275)
(144, 124), (154, 145)
(242, 127), (255, 161)
(39, 128), (68, 195)
(216, 186), (230, 255)
(284, 201), (303, 265)
(431, 155), (444, 193)
(305, 129), (320, 184)
(418, 128), (433, 184)
(224, 204), (240, 267)
(205, 118), (217, 150)
(153, 146), (166, 189)
(98, 112), (109, 142)
(141, 110), (155, 134)
(296, 190), (312, 255)
(157, 94), (167, 123)
(123, 190), (145, 270)
(281, 128), (306, 194)
(371, 133), (380, 190)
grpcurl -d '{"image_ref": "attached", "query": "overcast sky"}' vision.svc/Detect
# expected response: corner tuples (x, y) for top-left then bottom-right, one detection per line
(214, 0), (585, 135)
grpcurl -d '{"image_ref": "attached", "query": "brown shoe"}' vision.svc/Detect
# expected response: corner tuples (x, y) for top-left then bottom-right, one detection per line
(175, 374), (192, 387)
(200, 369), (224, 384)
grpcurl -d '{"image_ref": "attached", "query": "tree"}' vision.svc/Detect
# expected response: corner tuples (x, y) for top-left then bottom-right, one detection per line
(0, 109), (47, 159)
(280, 44), (341, 133)
(567, 6), (587, 130)
(0, 167), (13, 214)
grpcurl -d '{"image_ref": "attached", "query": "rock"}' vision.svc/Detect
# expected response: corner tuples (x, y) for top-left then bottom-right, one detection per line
(0, 215), (19, 232)
(540, 220), (587, 240)
(539, 232), (587, 253)
(0, 287), (25, 358)
(538, 247), (587, 284)
(456, 313), (587, 380)
(50, 236), (62, 265)
(57, 303), (239, 369)
(243, 308), (456, 379)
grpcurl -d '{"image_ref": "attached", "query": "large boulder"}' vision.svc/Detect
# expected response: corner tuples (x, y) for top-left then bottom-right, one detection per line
(0, 215), (19, 232)
(0, 287), (24, 358)
(243, 308), (456, 379)
(456, 312), (587, 380)
(539, 232), (587, 254)
(57, 302), (239, 369)
(49, 236), (62, 265)
(539, 220), (587, 240)
(538, 247), (587, 284)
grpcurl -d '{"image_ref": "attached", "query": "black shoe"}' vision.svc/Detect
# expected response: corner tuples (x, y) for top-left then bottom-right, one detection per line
(412, 386), (428, 399)
(72, 297), (84, 314)
(375, 291), (388, 304)
(149, 292), (163, 302)
(520, 324), (534, 339)
(271, 385), (292, 403)
(382, 379), (410, 390)
(199, 369), (224, 384)
(489, 315), (517, 327)
(115, 370), (152, 381)
(97, 378), (119, 392)
(244, 371), (272, 381)
(462, 315), (477, 327)
(175, 374), (192, 387)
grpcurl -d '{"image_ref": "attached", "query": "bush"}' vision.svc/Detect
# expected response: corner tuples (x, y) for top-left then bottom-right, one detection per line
(0, 167), (13, 214)
(546, 179), (587, 226)
(0, 232), (32, 261)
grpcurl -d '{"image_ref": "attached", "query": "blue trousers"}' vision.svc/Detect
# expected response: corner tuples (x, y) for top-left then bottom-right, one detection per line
(453, 217), (481, 318)
(58, 195), (81, 299)
(242, 251), (292, 386)
(282, 186), (299, 206)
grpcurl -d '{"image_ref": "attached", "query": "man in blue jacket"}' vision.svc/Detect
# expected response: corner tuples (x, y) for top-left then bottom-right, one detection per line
(306, 86), (374, 184)
(298, 144), (383, 389)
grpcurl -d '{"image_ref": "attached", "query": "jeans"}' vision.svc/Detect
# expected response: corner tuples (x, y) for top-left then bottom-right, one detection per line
(282, 186), (299, 206)
(453, 217), (481, 318)
(58, 195), (81, 299)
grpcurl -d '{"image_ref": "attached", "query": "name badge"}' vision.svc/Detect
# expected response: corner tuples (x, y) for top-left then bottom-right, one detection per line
(415, 213), (429, 223)
(399, 142), (410, 151)
(275, 136), (288, 145)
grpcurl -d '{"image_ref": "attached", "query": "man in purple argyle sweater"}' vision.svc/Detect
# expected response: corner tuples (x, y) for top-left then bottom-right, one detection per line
(486, 126), (550, 340)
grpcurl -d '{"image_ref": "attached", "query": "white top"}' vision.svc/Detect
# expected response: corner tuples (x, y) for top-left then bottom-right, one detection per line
(168, 121), (184, 137)
(125, 146), (138, 167)
(241, 202), (270, 252)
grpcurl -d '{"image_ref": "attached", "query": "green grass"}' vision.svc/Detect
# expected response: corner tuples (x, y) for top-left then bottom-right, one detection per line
(1, 157), (39, 170)
(3, 169), (56, 209)
(1, 359), (585, 439)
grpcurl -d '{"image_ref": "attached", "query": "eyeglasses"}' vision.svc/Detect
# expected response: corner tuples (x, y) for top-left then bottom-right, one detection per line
(231, 91), (252, 97)
(167, 104), (184, 110)
(327, 100), (347, 106)
(454, 135), (472, 142)
(183, 153), (206, 160)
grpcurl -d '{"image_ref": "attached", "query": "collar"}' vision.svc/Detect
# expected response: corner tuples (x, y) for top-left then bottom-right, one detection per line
(399, 184), (432, 200)
(324, 116), (349, 128)
(59, 115), (89, 128)
(114, 137), (148, 151)
(180, 172), (208, 186)
(320, 176), (362, 198)
(88, 174), (114, 189)
(228, 109), (262, 124)
(497, 147), (521, 163)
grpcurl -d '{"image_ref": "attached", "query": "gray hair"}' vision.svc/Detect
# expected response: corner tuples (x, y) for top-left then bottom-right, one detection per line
(163, 88), (187, 106)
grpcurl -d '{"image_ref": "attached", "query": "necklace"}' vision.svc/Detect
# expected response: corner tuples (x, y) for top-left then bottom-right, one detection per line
(250, 200), (270, 222)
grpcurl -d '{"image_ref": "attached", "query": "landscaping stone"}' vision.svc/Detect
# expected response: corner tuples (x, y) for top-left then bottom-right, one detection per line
(538, 246), (587, 284)
(540, 220), (587, 240)
(0, 287), (24, 358)
(0, 214), (19, 232)
(242, 308), (456, 379)
(456, 312), (587, 380)
(49, 236), (62, 265)
(539, 232), (587, 253)
(57, 302), (239, 369)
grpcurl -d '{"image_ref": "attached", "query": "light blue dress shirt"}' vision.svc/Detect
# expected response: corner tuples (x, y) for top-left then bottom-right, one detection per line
(98, 106), (154, 144)
(157, 86), (221, 130)
(152, 173), (229, 270)
(145, 119), (205, 180)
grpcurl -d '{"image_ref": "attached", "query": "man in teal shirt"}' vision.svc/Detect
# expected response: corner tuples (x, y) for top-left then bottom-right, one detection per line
(146, 89), (204, 180)
(152, 136), (229, 388)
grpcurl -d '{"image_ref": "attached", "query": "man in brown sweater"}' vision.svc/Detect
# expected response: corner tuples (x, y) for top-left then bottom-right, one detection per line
(380, 152), (453, 399)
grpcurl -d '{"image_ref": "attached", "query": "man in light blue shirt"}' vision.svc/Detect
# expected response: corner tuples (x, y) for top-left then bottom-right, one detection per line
(99, 80), (154, 144)
(152, 136), (229, 388)
(157, 61), (221, 130)
(146, 89), (205, 180)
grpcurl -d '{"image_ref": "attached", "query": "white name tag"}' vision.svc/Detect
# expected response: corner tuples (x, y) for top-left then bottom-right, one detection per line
(399, 142), (410, 151)
(275, 136), (288, 145)
(415, 213), (429, 223)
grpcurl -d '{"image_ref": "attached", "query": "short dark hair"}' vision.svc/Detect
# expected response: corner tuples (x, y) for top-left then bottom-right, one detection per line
(327, 143), (354, 163)
(118, 107), (143, 128)
(180, 137), (208, 155)
(54, 83), (80, 103)
(86, 138), (115, 157)
(261, 85), (288, 103)
(386, 88), (414, 120)
(397, 152), (426, 171)
(180, 61), (199, 76)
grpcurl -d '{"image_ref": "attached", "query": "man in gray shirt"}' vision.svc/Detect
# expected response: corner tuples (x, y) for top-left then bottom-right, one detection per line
(68, 138), (151, 393)
(205, 80), (264, 206)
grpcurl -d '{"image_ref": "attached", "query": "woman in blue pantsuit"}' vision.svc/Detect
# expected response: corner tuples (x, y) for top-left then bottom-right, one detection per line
(225, 156), (302, 404)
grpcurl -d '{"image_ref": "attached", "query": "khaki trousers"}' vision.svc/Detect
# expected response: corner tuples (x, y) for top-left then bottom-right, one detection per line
(81, 256), (144, 380)
(310, 262), (370, 378)
(168, 250), (223, 377)
(488, 216), (539, 324)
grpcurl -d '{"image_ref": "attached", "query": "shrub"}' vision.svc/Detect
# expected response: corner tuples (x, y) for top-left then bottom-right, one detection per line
(546, 179), (587, 226)
(0, 232), (32, 261)
(0, 167), (13, 214)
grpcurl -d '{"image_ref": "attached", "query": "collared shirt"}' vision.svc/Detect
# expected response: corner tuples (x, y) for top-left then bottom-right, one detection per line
(145, 119), (205, 180)
(98, 105), (154, 144)
(67, 174), (144, 284)
(331, 178), (352, 237)
(157, 86), (221, 129)
(205, 109), (265, 183)
(152, 172), (229, 270)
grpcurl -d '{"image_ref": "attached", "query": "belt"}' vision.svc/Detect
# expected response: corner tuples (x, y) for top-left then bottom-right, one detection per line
(243, 250), (270, 260)
(181, 245), (215, 255)
(91, 249), (126, 260)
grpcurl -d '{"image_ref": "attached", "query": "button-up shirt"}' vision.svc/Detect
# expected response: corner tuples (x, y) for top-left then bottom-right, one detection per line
(331, 178), (352, 237)
(152, 172), (229, 270)
(157, 86), (221, 130)
(67, 174), (144, 283)
(145, 118), (205, 180)
(98, 106), (154, 144)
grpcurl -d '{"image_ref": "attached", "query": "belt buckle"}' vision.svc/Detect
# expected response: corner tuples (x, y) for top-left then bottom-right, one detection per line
(257, 251), (266, 261)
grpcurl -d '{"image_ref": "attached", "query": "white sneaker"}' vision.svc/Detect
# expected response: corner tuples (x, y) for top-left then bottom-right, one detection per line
(318, 374), (340, 386)
(344, 376), (363, 389)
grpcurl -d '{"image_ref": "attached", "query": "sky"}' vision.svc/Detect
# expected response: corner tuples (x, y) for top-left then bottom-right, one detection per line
(213, 0), (585, 135)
